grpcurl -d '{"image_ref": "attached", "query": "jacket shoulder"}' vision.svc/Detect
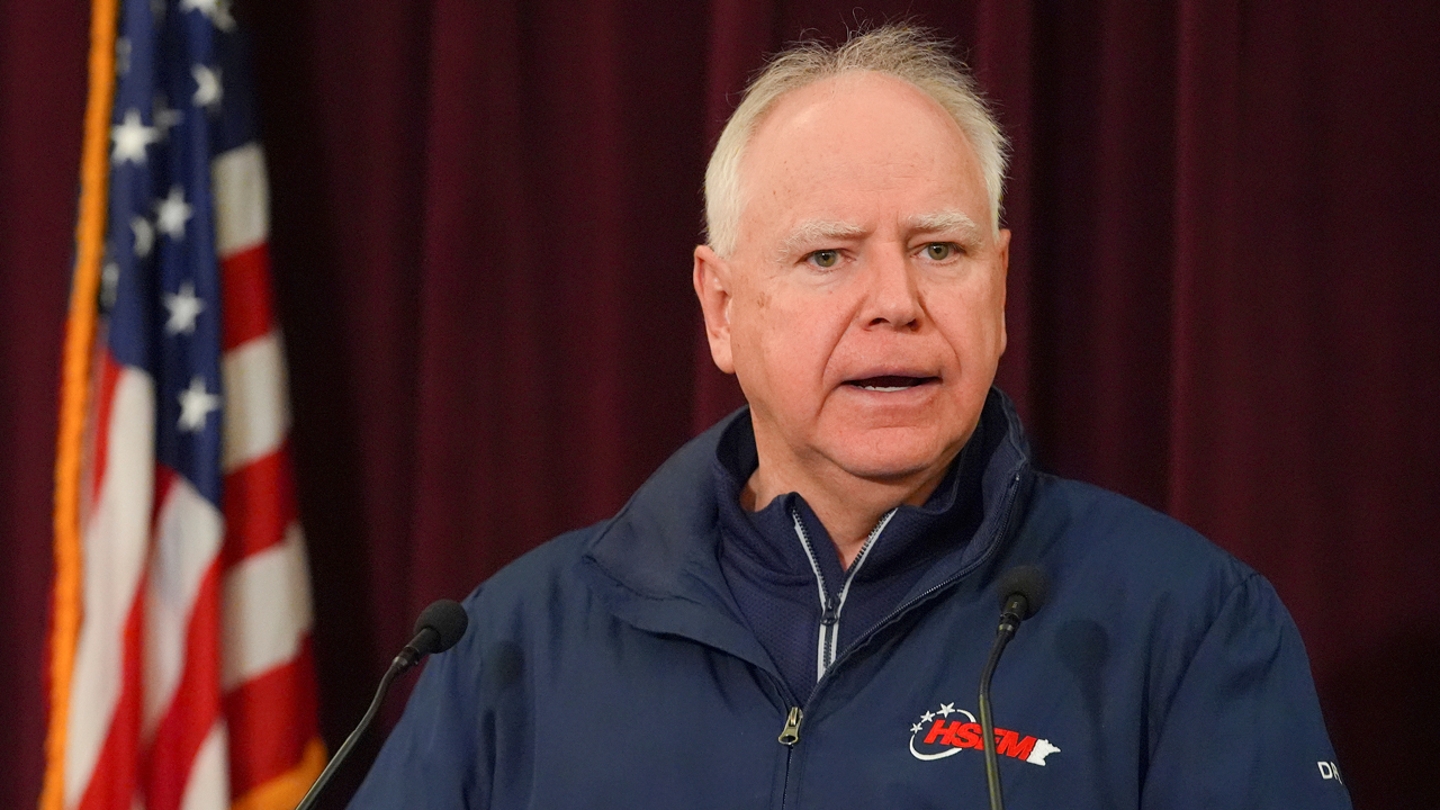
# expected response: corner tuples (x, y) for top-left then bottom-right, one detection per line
(1021, 472), (1257, 592)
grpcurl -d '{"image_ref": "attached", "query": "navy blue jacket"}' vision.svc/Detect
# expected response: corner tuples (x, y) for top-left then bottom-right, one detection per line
(350, 392), (1351, 809)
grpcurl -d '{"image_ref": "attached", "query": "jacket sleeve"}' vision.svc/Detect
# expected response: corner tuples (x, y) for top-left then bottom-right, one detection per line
(1140, 573), (1351, 809)
(347, 596), (492, 810)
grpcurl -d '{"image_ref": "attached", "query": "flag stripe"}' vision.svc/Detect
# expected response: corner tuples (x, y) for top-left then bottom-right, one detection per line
(178, 722), (230, 810)
(221, 444), (295, 564)
(224, 641), (321, 795)
(73, 583), (143, 810)
(141, 475), (225, 737)
(221, 524), (313, 691)
(85, 353), (124, 508)
(65, 365), (156, 806)
(221, 332), (291, 473)
(212, 143), (269, 256)
(143, 564), (225, 810)
(220, 245), (277, 351)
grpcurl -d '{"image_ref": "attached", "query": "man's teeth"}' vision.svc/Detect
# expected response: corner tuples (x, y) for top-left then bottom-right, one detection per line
(858, 385), (909, 392)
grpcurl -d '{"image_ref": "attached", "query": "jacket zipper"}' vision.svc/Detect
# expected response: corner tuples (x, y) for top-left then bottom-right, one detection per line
(806, 470), (1028, 694)
(777, 706), (803, 745)
(790, 507), (896, 681)
(773, 469), (1025, 807)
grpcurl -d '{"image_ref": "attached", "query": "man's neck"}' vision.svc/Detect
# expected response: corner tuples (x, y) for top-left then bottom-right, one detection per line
(742, 458), (952, 568)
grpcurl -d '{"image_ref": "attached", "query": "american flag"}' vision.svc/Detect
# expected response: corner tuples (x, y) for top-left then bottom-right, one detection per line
(42, 1), (325, 809)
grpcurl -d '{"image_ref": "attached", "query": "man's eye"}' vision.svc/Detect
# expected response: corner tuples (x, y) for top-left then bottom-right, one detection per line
(809, 250), (840, 268)
(925, 243), (956, 260)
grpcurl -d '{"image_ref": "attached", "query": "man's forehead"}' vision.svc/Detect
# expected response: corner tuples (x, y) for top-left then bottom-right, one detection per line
(735, 73), (987, 251)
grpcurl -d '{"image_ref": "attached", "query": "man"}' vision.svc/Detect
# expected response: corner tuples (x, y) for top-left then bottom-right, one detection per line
(350, 26), (1350, 809)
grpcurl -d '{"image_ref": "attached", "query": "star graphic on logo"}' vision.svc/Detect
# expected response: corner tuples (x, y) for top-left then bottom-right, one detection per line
(111, 108), (159, 165)
(155, 186), (193, 239)
(910, 722), (924, 734)
(938, 702), (956, 717)
(164, 281), (206, 335)
(131, 216), (155, 258)
(177, 377), (221, 432)
(192, 64), (223, 110)
(920, 710), (936, 723)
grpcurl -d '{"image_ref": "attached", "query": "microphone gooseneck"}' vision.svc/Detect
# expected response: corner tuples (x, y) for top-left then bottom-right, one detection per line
(978, 566), (1049, 810)
(294, 599), (469, 810)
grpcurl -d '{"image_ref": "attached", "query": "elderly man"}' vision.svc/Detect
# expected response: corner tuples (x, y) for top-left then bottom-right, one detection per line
(350, 26), (1349, 809)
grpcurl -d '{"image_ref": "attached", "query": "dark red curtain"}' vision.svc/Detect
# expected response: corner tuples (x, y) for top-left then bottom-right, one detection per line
(4, 1), (1437, 807)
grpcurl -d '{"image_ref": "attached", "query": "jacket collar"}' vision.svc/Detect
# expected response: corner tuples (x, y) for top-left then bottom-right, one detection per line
(579, 388), (1035, 671)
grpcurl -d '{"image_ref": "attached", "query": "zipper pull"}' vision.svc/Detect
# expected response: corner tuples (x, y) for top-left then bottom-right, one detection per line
(778, 706), (803, 746)
(820, 597), (838, 626)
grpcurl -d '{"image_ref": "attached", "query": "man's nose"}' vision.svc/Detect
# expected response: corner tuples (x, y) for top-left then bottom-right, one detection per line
(861, 248), (922, 329)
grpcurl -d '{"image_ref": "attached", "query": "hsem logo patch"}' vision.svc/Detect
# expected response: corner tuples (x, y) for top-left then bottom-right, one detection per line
(908, 703), (1060, 766)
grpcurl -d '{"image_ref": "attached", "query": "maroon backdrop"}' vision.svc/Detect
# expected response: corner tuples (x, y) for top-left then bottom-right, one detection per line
(3, 1), (1437, 808)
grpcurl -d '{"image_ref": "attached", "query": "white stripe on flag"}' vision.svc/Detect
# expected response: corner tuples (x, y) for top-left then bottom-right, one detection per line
(178, 721), (231, 810)
(211, 143), (269, 257)
(222, 522), (314, 690)
(65, 368), (157, 807)
(221, 330), (291, 472)
(141, 477), (224, 736)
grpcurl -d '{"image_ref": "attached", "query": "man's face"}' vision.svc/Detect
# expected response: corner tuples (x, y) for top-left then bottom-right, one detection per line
(695, 72), (1009, 495)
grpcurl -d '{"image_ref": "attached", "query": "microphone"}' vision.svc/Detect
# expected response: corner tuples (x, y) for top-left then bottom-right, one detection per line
(294, 599), (470, 810)
(978, 566), (1049, 810)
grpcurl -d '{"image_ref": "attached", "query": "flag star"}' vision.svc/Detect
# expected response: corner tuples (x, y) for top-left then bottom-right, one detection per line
(910, 723), (924, 735)
(131, 216), (155, 257)
(192, 64), (222, 110)
(921, 710), (936, 723)
(116, 37), (132, 75)
(938, 703), (956, 717)
(155, 186), (193, 239)
(177, 376), (221, 432)
(101, 262), (121, 309)
(163, 281), (206, 335)
(213, 0), (236, 30)
(111, 108), (159, 165)
(154, 94), (183, 137)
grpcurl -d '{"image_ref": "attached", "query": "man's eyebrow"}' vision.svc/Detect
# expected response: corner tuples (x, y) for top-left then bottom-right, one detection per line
(777, 219), (868, 258)
(907, 211), (981, 242)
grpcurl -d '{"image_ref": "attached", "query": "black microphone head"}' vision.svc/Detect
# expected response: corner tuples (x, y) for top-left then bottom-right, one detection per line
(997, 565), (1050, 620)
(413, 599), (469, 656)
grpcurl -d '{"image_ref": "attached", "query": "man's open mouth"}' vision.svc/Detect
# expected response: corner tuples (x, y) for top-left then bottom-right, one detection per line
(845, 375), (939, 392)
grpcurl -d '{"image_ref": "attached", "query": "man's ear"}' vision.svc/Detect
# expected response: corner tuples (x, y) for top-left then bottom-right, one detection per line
(693, 244), (735, 374)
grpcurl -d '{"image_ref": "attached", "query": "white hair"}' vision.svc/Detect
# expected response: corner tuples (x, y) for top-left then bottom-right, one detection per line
(703, 25), (1010, 258)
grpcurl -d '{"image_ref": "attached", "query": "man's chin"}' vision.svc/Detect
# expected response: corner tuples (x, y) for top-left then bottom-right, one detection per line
(825, 445), (961, 490)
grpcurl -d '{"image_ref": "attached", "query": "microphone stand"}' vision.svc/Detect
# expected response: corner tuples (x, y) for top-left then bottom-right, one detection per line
(978, 593), (1026, 810)
(293, 641), (428, 810)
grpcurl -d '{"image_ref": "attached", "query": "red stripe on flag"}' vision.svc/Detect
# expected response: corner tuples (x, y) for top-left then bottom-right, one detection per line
(76, 575), (147, 810)
(87, 352), (124, 507)
(221, 443), (295, 567)
(224, 638), (321, 797)
(142, 561), (224, 810)
(221, 243), (275, 351)
(151, 467), (177, 536)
